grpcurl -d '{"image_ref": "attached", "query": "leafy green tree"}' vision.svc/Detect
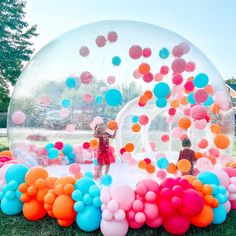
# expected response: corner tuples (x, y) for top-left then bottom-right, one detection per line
(225, 77), (236, 85)
(0, 0), (38, 112)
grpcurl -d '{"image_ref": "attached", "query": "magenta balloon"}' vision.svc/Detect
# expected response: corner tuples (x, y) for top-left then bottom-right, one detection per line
(194, 89), (208, 103)
(146, 216), (163, 228)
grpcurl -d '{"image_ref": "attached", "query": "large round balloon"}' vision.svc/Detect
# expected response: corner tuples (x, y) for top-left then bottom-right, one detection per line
(7, 21), (234, 183)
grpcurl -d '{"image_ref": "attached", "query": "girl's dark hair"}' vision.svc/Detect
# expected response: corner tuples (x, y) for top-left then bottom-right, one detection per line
(182, 138), (191, 147)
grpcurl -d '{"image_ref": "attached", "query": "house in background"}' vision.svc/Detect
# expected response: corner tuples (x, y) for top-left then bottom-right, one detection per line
(226, 84), (236, 108)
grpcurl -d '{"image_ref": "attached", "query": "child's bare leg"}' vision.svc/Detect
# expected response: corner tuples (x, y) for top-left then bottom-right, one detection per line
(105, 165), (110, 175)
(96, 165), (103, 179)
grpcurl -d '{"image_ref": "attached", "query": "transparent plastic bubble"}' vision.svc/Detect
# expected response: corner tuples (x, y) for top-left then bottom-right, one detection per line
(8, 20), (234, 179)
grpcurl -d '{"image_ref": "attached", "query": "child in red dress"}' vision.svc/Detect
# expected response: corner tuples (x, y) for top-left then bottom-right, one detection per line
(94, 123), (117, 179)
(177, 138), (196, 175)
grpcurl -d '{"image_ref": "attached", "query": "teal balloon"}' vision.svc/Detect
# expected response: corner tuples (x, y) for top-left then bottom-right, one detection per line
(6, 164), (29, 184)
(101, 174), (112, 186)
(89, 185), (100, 197)
(74, 177), (96, 194)
(203, 95), (213, 106)
(95, 96), (103, 104)
(47, 148), (59, 159)
(156, 98), (167, 108)
(187, 93), (196, 104)
(212, 204), (227, 224)
(15, 189), (22, 199)
(93, 196), (102, 208)
(68, 152), (75, 160)
(72, 190), (83, 201)
(83, 194), (93, 205)
(76, 205), (101, 232)
(5, 190), (16, 200)
(93, 159), (98, 166)
(105, 89), (122, 106)
(84, 172), (93, 179)
(74, 201), (84, 212)
(197, 172), (220, 186)
(211, 184), (219, 195)
(112, 56), (121, 66)
(153, 82), (170, 98)
(215, 193), (227, 204)
(66, 77), (76, 88)
(132, 116), (139, 123)
(194, 73), (209, 88)
(159, 48), (170, 59)
(61, 98), (71, 108)
(1, 197), (22, 215)
(218, 186), (227, 194)
(63, 144), (73, 155)
(157, 158), (169, 169)
(45, 143), (54, 150)
(8, 181), (18, 191)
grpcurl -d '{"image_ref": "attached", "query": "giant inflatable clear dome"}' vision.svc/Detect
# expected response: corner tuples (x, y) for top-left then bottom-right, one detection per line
(8, 20), (234, 179)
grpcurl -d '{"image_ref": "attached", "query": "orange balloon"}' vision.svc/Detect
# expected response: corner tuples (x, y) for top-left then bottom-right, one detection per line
(144, 90), (153, 99)
(54, 184), (64, 196)
(202, 184), (212, 195)
(55, 176), (76, 186)
(211, 104), (220, 114)
(27, 186), (37, 197)
(207, 155), (216, 165)
(192, 180), (203, 191)
(180, 96), (188, 105)
(25, 167), (48, 186)
(214, 133), (230, 149)
(138, 160), (147, 169)
(187, 76), (194, 81)
(204, 84), (214, 94)
(146, 164), (155, 174)
(44, 203), (52, 210)
(132, 124), (141, 133)
(58, 219), (74, 227)
(37, 188), (50, 202)
(107, 120), (118, 131)
(182, 175), (197, 184)
(45, 177), (57, 188)
(0, 150), (12, 158)
(35, 178), (46, 189)
(138, 63), (150, 74)
(210, 124), (222, 134)
(19, 183), (29, 193)
(195, 152), (203, 159)
(177, 159), (191, 173)
(204, 195), (214, 205)
(125, 143), (134, 152)
(191, 205), (214, 228)
(212, 198), (219, 208)
(166, 163), (177, 174)
(64, 184), (74, 195)
(44, 193), (56, 205)
(89, 139), (99, 149)
(20, 193), (31, 202)
(23, 199), (46, 221)
(170, 99), (179, 108)
(178, 117), (191, 130)
(139, 95), (149, 105)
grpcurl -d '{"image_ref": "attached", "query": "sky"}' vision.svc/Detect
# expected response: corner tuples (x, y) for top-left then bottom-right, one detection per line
(25, 0), (236, 80)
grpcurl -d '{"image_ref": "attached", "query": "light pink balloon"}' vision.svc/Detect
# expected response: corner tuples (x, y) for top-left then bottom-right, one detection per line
(171, 58), (187, 73)
(224, 200), (231, 213)
(186, 61), (196, 72)
(114, 209), (126, 221)
(144, 202), (159, 220)
(93, 116), (104, 126)
(39, 96), (50, 106)
(111, 185), (135, 211)
(135, 212), (146, 223)
(171, 127), (183, 138)
(60, 108), (70, 118)
(66, 124), (75, 132)
(107, 200), (119, 213)
(101, 191), (111, 204)
(79, 46), (89, 57)
(129, 45), (142, 59)
(195, 157), (214, 172)
(102, 209), (113, 221)
(168, 115), (175, 123)
(83, 93), (93, 103)
(101, 219), (129, 236)
(107, 31), (118, 43)
(171, 85), (183, 94)
(179, 42), (190, 54)
(107, 76), (116, 84)
(122, 152), (131, 160)
(133, 70), (142, 79)
(95, 35), (106, 47)
(194, 119), (207, 130)
(212, 169), (230, 187)
(154, 73), (163, 82)
(0, 163), (14, 184)
(172, 45), (184, 57)
(73, 144), (83, 154)
(69, 163), (81, 176)
(11, 111), (26, 125)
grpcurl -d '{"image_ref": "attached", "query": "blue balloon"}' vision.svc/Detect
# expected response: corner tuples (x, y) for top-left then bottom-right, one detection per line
(215, 193), (227, 204)
(8, 181), (18, 191)
(76, 205), (101, 232)
(15, 189), (22, 199)
(95, 95), (103, 104)
(47, 147), (59, 159)
(93, 196), (102, 208)
(66, 77), (76, 88)
(45, 143), (54, 150)
(194, 73), (209, 88)
(63, 144), (73, 155)
(68, 152), (75, 160)
(157, 158), (169, 169)
(153, 82), (170, 98)
(74, 201), (84, 212)
(83, 194), (93, 205)
(112, 56), (121, 66)
(197, 172), (220, 186)
(218, 186), (227, 194)
(0, 192), (4, 200)
(1, 197), (22, 215)
(212, 204), (227, 224)
(84, 172), (93, 179)
(101, 174), (112, 186)
(74, 178), (96, 194)
(203, 95), (213, 106)
(211, 184), (219, 195)
(159, 48), (170, 59)
(156, 98), (167, 108)
(6, 164), (29, 184)
(93, 159), (98, 166)
(132, 116), (139, 123)
(72, 190), (83, 201)
(5, 190), (15, 200)
(187, 93), (196, 104)
(105, 89), (122, 106)
(61, 98), (71, 108)
(89, 185), (100, 197)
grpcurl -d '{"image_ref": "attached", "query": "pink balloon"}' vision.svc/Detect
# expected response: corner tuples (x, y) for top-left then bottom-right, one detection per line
(171, 58), (186, 73)
(160, 65), (169, 75)
(154, 73), (163, 82)
(142, 48), (152, 58)
(212, 169), (230, 187)
(128, 158), (136, 166)
(101, 219), (128, 236)
(107, 76), (116, 84)
(194, 119), (207, 130)
(224, 167), (236, 178)
(194, 89), (208, 103)
(143, 73), (153, 83)
(129, 45), (142, 59)
(146, 216), (163, 228)
(138, 115), (149, 125)
(79, 46), (89, 57)
(171, 127), (183, 138)
(230, 200), (236, 210)
(132, 200), (144, 211)
(184, 80), (195, 91)
(111, 185), (135, 211)
(114, 209), (126, 221)
(107, 31), (118, 43)
(11, 111), (26, 125)
(179, 42), (190, 54)
(183, 108), (191, 116)
(208, 148), (220, 158)
(159, 198), (176, 217)
(145, 191), (157, 202)
(133, 70), (142, 79)
(144, 203), (158, 220)
(80, 71), (93, 84)
(224, 200), (231, 213)
(102, 209), (113, 221)
(191, 105), (208, 120)
(95, 35), (106, 47)
(186, 61), (196, 72)
(135, 212), (146, 224)
(39, 96), (50, 106)
(172, 45), (184, 57)
(172, 74), (183, 85)
(198, 139), (208, 149)
(168, 115), (175, 123)
(161, 134), (169, 143)
(107, 200), (119, 213)
(195, 158), (214, 172)
(156, 170), (167, 180)
(163, 214), (190, 235)
(171, 85), (183, 94)
(60, 108), (70, 118)
(101, 192), (111, 204)
(83, 93), (93, 103)
(69, 163), (81, 176)
(66, 124), (75, 132)
(137, 179), (159, 193)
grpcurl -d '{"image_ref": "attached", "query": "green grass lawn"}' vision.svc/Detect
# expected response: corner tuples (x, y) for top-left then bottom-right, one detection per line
(1, 136), (236, 235)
